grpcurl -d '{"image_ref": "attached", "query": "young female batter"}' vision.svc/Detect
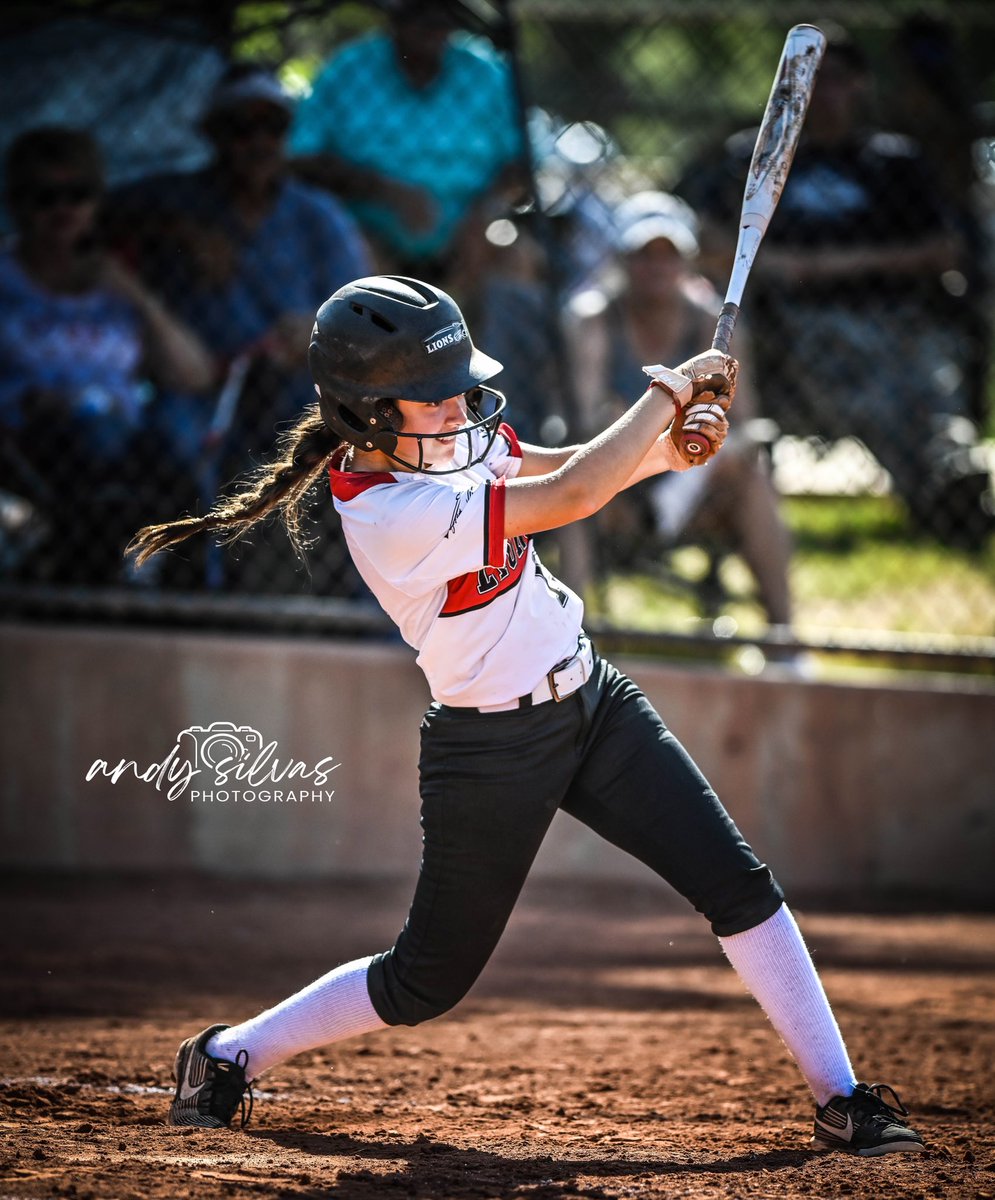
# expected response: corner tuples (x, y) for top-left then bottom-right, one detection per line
(129, 275), (923, 1156)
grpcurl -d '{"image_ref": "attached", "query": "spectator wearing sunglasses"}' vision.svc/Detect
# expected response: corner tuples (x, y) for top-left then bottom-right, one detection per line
(107, 64), (374, 593)
(0, 126), (214, 585)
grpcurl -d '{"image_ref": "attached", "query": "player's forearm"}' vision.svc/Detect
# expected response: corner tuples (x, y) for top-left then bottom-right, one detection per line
(504, 388), (676, 537)
(620, 433), (684, 489)
(516, 444), (581, 478)
(520, 434), (672, 489)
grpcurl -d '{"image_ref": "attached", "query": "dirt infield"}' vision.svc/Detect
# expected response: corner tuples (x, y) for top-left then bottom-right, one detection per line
(1, 874), (993, 1200)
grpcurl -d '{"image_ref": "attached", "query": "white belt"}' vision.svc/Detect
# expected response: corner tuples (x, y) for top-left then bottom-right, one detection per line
(474, 635), (594, 713)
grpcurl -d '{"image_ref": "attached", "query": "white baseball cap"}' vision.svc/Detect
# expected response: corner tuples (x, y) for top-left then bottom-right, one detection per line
(614, 191), (700, 259)
(205, 67), (293, 116)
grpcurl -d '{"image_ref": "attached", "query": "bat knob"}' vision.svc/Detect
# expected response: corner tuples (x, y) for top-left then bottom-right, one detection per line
(684, 438), (704, 456)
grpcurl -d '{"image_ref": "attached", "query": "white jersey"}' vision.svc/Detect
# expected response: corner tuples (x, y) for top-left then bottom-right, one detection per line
(329, 423), (584, 707)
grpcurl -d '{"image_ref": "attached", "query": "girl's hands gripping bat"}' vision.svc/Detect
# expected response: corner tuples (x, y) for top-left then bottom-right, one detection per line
(643, 350), (737, 467)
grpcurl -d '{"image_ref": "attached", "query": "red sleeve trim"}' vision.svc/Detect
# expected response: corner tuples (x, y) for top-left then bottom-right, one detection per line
(498, 422), (522, 459)
(484, 479), (507, 568)
(328, 447), (396, 501)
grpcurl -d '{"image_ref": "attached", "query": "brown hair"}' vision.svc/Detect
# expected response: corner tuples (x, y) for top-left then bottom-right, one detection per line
(127, 402), (341, 568)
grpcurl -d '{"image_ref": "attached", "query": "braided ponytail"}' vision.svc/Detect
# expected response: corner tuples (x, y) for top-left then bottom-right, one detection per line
(127, 402), (341, 569)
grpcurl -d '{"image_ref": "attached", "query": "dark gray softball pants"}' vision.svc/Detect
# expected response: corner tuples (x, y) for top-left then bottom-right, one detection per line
(366, 650), (783, 1027)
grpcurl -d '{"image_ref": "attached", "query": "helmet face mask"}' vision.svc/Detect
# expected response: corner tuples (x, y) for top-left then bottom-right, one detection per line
(309, 276), (507, 474)
(377, 384), (507, 474)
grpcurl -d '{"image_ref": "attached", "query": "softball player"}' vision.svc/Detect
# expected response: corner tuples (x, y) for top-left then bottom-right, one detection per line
(129, 275), (923, 1156)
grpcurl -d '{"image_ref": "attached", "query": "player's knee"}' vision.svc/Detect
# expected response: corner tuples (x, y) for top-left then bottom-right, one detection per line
(701, 864), (785, 937)
(365, 949), (479, 1027)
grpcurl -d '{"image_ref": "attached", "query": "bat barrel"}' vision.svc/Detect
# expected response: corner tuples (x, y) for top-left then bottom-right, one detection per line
(714, 26), (825, 351)
(678, 23), (825, 469)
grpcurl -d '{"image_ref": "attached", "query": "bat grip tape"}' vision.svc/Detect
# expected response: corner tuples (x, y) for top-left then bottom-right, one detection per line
(712, 303), (739, 355)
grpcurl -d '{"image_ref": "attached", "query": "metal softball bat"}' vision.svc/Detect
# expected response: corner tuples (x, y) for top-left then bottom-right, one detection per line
(681, 23), (826, 463)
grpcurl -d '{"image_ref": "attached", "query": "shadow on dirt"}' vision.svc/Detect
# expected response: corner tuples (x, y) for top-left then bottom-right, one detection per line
(247, 1127), (815, 1198)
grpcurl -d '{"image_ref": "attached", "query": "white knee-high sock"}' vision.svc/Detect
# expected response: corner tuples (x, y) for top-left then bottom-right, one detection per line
(206, 956), (387, 1080)
(718, 904), (857, 1107)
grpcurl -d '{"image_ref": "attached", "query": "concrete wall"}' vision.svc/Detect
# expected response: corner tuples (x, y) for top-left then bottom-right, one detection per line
(2, 622), (993, 901)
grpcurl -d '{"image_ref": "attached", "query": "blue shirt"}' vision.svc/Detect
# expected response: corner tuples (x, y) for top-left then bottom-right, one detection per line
(0, 246), (149, 460)
(109, 169), (374, 463)
(289, 32), (523, 261)
(116, 169), (373, 357)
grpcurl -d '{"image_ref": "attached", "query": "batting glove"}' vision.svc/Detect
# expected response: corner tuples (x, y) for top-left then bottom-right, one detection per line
(675, 350), (739, 407)
(668, 392), (730, 466)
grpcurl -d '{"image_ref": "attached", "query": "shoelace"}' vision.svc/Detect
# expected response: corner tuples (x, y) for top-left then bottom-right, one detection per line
(212, 1049), (254, 1129)
(235, 1049), (254, 1129)
(858, 1082), (911, 1120)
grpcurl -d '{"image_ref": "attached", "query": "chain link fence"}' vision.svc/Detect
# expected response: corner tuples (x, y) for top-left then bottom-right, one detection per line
(1, 1), (993, 667)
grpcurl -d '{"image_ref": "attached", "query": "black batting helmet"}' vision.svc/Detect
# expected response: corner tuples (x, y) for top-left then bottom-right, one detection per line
(309, 276), (506, 474)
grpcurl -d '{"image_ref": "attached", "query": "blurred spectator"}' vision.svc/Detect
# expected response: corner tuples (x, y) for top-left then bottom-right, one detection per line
(566, 192), (796, 636)
(471, 115), (626, 449)
(680, 30), (993, 549)
(473, 215), (563, 446)
(889, 16), (991, 428)
(0, 127), (214, 586)
(528, 110), (622, 300)
(108, 64), (373, 592)
(289, 0), (527, 308)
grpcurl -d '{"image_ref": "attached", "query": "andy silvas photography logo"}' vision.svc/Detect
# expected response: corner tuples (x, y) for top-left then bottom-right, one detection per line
(85, 721), (339, 803)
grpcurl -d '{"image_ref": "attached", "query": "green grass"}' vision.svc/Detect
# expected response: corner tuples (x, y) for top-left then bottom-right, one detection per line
(784, 496), (995, 639)
(585, 495), (995, 672)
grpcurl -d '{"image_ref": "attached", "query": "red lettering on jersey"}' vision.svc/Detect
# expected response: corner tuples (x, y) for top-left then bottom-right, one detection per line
(439, 535), (531, 617)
